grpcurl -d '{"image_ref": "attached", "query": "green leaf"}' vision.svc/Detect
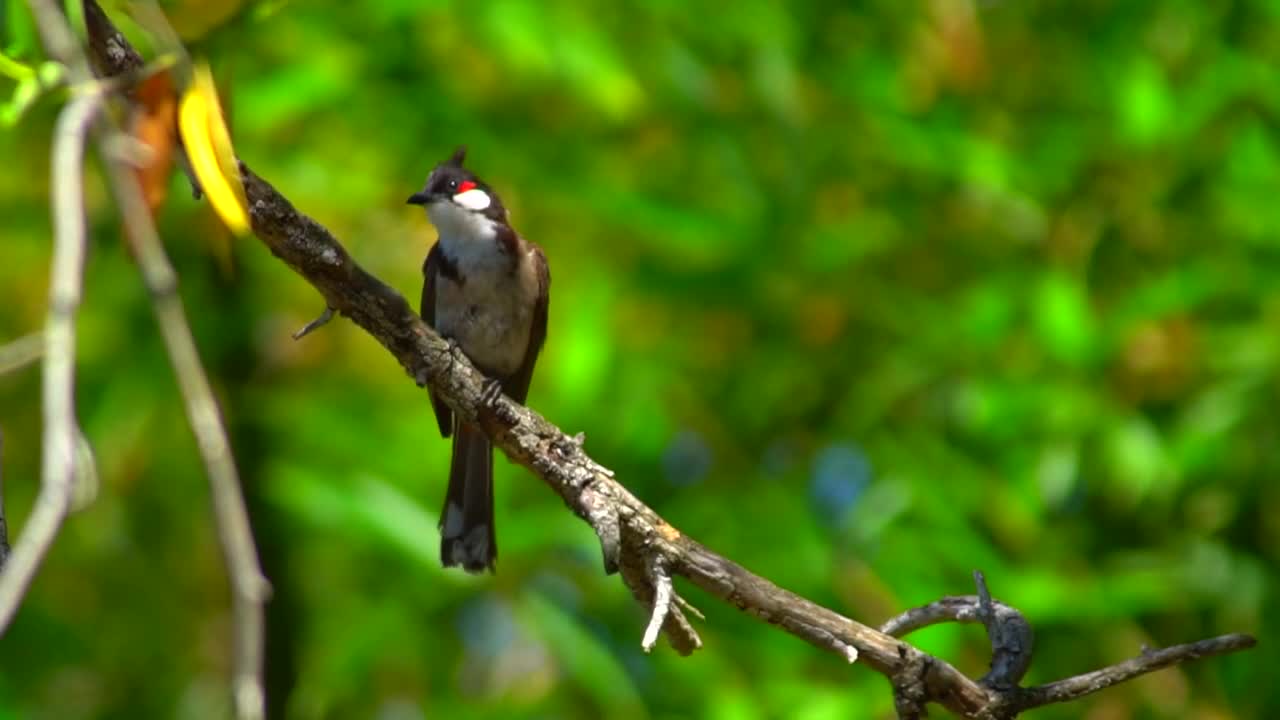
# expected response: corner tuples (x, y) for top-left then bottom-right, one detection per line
(1033, 271), (1097, 367)
(2, 0), (36, 58)
(1104, 415), (1172, 503)
(1117, 56), (1172, 145)
(267, 466), (443, 571)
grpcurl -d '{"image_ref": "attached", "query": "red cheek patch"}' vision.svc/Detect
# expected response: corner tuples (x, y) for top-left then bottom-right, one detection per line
(456, 180), (477, 194)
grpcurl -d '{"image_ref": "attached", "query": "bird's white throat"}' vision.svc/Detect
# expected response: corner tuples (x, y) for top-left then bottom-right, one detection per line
(426, 200), (505, 272)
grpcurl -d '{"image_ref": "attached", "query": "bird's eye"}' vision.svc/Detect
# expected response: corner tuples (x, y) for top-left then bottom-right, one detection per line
(448, 179), (458, 190)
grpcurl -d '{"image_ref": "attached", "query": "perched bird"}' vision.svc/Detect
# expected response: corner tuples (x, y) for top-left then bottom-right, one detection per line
(407, 147), (550, 573)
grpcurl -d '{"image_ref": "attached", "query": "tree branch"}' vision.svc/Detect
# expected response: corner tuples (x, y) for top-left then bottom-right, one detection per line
(880, 572), (1034, 691)
(104, 136), (270, 720)
(0, 332), (44, 376)
(0, 88), (100, 633)
(75, 3), (1259, 716)
(1003, 633), (1257, 715)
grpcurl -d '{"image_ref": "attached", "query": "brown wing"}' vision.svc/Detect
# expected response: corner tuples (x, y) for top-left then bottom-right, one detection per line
(421, 243), (453, 438)
(502, 244), (550, 405)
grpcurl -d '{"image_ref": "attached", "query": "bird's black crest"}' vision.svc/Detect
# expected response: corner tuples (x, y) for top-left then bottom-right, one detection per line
(410, 145), (509, 223)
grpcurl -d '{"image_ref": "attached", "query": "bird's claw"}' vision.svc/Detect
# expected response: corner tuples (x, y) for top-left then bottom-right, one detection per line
(480, 378), (504, 408)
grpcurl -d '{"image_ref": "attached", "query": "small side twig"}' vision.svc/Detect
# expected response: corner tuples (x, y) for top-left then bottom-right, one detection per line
(0, 333), (44, 375)
(972, 571), (1032, 689)
(292, 305), (334, 340)
(640, 557), (673, 653)
(0, 91), (101, 632)
(1005, 633), (1256, 713)
(617, 519), (701, 655)
(879, 593), (1023, 637)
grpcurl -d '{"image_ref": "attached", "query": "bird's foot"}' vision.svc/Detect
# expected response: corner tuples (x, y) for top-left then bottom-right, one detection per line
(480, 378), (505, 408)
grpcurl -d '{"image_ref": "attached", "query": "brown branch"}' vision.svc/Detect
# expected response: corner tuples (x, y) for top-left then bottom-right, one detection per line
(881, 572), (1034, 691)
(79, 3), (1258, 717)
(1002, 633), (1257, 714)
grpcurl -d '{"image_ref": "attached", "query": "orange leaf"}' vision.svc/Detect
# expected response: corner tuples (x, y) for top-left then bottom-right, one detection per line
(129, 69), (179, 217)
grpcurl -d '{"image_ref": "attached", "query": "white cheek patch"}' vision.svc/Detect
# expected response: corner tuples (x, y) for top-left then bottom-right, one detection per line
(453, 188), (491, 211)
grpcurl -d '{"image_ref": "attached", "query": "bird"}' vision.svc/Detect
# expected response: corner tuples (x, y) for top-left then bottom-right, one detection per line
(407, 146), (550, 573)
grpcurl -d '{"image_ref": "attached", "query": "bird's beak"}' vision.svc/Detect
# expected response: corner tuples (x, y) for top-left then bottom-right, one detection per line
(406, 191), (431, 205)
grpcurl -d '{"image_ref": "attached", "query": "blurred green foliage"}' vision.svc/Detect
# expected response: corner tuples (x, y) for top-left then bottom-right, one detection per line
(1, 0), (1277, 718)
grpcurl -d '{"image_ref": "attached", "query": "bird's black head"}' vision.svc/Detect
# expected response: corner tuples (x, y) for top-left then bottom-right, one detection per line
(407, 146), (507, 223)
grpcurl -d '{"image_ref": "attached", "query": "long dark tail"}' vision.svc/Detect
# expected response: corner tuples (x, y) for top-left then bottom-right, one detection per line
(439, 423), (496, 572)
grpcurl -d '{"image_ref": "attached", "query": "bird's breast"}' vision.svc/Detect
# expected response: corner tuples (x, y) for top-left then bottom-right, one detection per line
(433, 251), (537, 377)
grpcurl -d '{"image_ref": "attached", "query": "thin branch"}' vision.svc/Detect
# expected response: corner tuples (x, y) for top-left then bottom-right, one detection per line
(881, 596), (987, 637)
(103, 134), (269, 720)
(640, 557), (672, 653)
(292, 305), (335, 340)
(617, 512), (701, 655)
(879, 587), (1033, 693)
(1005, 633), (1257, 713)
(970, 571), (1033, 690)
(0, 333), (44, 375)
(0, 90), (100, 632)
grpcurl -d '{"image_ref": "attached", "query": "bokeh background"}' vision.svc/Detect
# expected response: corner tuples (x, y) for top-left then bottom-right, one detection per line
(1, 0), (1277, 718)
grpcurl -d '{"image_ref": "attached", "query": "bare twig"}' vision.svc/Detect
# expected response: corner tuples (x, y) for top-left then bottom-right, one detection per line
(970, 571), (1032, 690)
(974, 570), (993, 616)
(104, 139), (270, 720)
(0, 90), (100, 632)
(1004, 633), (1257, 714)
(881, 596), (989, 637)
(674, 591), (704, 621)
(292, 305), (335, 340)
(879, 578), (1034, 692)
(0, 333), (44, 375)
(640, 557), (672, 653)
(610, 506), (700, 654)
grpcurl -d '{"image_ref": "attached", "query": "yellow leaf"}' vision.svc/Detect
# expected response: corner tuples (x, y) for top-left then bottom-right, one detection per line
(178, 61), (250, 235)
